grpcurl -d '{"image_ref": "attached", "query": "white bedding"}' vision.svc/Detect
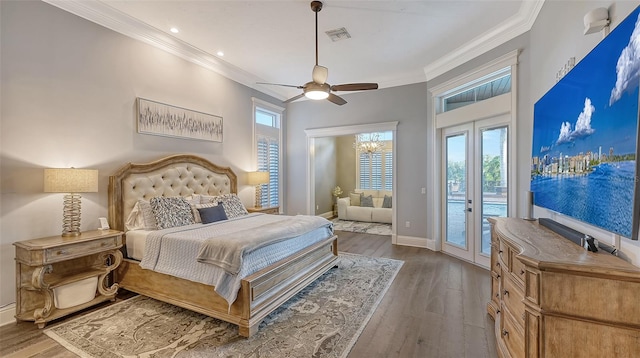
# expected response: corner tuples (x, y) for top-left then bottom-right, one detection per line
(131, 213), (333, 305)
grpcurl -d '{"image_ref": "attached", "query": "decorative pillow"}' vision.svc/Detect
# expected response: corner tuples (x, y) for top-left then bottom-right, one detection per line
(361, 194), (374, 208)
(349, 192), (361, 206)
(125, 200), (158, 231)
(192, 202), (218, 223)
(382, 195), (392, 208)
(150, 197), (195, 229)
(198, 205), (228, 224)
(202, 193), (248, 219)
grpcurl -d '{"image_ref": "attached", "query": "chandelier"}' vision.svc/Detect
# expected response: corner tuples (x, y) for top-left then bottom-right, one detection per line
(354, 133), (385, 153)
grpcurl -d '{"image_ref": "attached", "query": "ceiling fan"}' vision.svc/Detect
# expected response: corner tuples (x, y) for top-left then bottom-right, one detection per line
(258, 1), (378, 105)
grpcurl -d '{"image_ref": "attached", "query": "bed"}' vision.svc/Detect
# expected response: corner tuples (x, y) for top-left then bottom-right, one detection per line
(108, 154), (338, 337)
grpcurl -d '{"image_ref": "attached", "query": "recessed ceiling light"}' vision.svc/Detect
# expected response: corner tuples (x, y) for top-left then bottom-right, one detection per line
(170, 27), (179, 34)
(217, 51), (224, 57)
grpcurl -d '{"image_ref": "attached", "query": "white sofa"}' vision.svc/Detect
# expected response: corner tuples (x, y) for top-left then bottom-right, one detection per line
(337, 190), (392, 224)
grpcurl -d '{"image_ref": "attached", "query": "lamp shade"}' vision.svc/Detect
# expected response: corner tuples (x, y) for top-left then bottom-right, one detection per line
(247, 171), (269, 185)
(44, 168), (99, 193)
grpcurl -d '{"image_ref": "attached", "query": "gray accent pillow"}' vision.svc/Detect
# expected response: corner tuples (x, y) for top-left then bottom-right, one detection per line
(361, 194), (374, 207)
(150, 197), (195, 229)
(215, 193), (249, 219)
(382, 195), (392, 208)
(198, 205), (228, 224)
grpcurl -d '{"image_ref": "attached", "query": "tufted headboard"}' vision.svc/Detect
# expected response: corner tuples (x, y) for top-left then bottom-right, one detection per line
(108, 154), (237, 231)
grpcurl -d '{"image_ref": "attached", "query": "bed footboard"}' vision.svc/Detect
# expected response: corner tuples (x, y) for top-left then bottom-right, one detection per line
(115, 235), (338, 337)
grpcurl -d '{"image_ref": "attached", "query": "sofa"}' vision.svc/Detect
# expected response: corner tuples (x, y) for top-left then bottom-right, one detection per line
(337, 189), (392, 224)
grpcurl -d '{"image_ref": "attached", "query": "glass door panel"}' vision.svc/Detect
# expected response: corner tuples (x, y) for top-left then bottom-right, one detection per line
(480, 126), (508, 256)
(446, 133), (468, 248)
(442, 123), (474, 263)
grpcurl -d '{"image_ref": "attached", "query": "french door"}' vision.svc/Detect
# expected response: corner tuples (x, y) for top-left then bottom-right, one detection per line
(441, 117), (509, 268)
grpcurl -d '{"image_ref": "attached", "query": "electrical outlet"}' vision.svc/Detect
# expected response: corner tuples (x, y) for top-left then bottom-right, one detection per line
(405, 221), (411, 228)
(316, 205), (319, 210)
(421, 187), (426, 194)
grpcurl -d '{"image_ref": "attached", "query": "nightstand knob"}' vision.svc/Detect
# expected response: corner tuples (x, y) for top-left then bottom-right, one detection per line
(520, 269), (525, 275)
(503, 289), (509, 296)
(502, 329), (509, 337)
(57, 250), (68, 255)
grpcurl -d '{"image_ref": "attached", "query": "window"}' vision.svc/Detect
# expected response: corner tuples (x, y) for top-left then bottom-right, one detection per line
(440, 68), (511, 113)
(356, 132), (392, 190)
(253, 99), (283, 208)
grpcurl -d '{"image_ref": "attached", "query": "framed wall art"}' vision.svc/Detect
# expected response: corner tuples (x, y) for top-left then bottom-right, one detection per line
(137, 98), (223, 142)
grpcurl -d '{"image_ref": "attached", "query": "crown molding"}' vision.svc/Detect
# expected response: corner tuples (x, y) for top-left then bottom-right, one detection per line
(424, 0), (545, 81)
(42, 0), (289, 101)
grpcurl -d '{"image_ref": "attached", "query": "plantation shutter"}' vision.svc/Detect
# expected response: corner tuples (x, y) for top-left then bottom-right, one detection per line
(256, 134), (279, 207)
(384, 151), (393, 191)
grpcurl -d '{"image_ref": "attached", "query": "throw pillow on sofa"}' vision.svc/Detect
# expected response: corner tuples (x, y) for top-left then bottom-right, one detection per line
(349, 192), (362, 206)
(361, 194), (374, 207)
(382, 195), (392, 208)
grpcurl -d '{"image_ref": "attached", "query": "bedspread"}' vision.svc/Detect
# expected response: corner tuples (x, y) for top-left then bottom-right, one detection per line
(139, 213), (333, 305)
(197, 215), (332, 274)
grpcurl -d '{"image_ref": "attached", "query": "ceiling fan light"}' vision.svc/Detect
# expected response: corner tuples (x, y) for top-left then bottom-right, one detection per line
(304, 82), (330, 100)
(305, 90), (330, 100)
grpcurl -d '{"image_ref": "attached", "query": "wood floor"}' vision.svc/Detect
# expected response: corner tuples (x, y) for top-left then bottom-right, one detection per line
(0, 231), (497, 358)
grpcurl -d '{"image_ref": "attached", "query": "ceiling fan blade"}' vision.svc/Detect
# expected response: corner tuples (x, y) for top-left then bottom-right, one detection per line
(327, 93), (347, 106)
(257, 82), (303, 89)
(283, 93), (306, 104)
(331, 83), (379, 92)
(312, 65), (328, 84)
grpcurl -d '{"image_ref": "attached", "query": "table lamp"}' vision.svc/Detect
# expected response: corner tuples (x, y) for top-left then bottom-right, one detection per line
(44, 168), (99, 237)
(247, 171), (269, 208)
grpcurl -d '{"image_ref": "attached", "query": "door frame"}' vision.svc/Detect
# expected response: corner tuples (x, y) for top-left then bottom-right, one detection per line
(304, 121), (399, 243)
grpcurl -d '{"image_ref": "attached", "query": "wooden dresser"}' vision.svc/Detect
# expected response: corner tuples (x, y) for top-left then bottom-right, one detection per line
(487, 217), (640, 358)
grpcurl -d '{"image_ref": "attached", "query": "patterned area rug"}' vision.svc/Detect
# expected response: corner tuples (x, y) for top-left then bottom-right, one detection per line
(44, 253), (403, 358)
(332, 218), (392, 236)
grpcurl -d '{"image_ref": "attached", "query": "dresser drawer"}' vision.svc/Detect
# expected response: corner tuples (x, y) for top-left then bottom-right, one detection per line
(45, 236), (119, 263)
(498, 239), (510, 270)
(501, 306), (525, 358)
(503, 274), (525, 329)
(511, 254), (526, 285)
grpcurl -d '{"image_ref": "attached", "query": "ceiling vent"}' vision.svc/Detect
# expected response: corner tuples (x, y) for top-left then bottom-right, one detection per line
(325, 27), (351, 42)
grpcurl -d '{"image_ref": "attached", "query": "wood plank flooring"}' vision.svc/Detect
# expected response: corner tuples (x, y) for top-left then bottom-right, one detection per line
(0, 231), (497, 358)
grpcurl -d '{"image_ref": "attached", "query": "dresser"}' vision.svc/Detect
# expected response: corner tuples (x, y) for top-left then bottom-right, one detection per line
(14, 230), (123, 328)
(487, 217), (640, 358)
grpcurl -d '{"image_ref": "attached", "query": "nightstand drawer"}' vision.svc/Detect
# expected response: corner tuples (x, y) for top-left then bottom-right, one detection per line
(45, 236), (119, 263)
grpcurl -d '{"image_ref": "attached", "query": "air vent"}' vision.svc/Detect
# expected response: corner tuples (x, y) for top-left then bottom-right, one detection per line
(325, 27), (351, 42)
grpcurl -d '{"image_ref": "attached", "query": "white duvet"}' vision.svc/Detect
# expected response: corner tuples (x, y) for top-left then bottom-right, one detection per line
(137, 213), (333, 305)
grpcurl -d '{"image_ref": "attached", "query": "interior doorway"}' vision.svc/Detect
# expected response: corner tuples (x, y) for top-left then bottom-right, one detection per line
(305, 122), (398, 242)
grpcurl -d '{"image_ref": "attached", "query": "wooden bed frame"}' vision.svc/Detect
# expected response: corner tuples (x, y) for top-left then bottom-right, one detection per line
(108, 154), (338, 337)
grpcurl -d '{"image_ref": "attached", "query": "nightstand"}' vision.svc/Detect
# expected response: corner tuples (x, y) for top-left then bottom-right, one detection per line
(14, 230), (123, 328)
(247, 206), (280, 215)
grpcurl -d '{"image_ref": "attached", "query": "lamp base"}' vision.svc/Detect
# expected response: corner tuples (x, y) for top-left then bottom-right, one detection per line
(254, 185), (263, 208)
(62, 193), (82, 237)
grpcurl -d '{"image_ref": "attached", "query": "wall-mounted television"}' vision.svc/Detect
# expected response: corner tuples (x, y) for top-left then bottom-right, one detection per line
(531, 6), (640, 240)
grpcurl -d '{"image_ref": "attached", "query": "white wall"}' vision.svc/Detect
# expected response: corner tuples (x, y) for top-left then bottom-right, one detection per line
(0, 1), (282, 310)
(286, 83), (429, 240)
(314, 136), (337, 215)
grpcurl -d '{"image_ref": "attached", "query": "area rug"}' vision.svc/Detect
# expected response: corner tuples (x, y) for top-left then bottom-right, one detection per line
(331, 218), (392, 236)
(44, 253), (403, 358)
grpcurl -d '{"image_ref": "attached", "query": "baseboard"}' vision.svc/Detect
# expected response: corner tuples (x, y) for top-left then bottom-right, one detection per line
(319, 211), (333, 219)
(0, 304), (16, 327)
(396, 235), (436, 250)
